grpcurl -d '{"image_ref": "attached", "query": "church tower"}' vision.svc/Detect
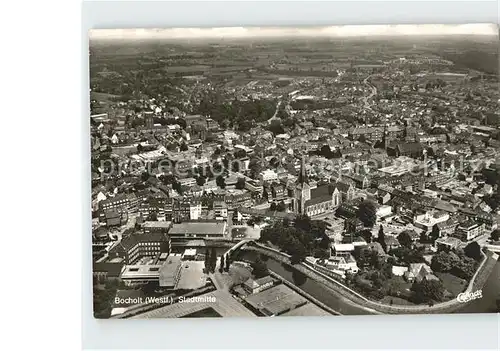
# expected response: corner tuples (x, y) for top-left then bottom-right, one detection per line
(294, 156), (311, 214)
(382, 123), (389, 150)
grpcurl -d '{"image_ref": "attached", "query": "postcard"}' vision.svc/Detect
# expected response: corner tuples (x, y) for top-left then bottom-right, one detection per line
(90, 24), (500, 319)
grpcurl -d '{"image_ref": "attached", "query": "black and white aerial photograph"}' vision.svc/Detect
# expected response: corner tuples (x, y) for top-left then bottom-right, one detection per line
(90, 24), (500, 319)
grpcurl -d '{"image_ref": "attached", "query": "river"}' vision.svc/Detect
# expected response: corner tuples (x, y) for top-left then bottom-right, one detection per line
(237, 250), (373, 315)
(176, 246), (499, 315)
(456, 259), (500, 314)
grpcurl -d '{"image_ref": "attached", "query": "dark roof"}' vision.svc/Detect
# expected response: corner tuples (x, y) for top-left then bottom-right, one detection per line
(332, 181), (352, 194)
(437, 219), (459, 230)
(310, 184), (331, 199)
(105, 210), (121, 219)
(305, 194), (332, 207)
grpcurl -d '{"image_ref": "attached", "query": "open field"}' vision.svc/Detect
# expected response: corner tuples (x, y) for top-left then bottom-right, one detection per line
(435, 272), (467, 297)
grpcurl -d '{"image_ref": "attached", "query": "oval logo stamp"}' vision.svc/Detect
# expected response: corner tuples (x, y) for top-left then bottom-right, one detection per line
(457, 290), (483, 303)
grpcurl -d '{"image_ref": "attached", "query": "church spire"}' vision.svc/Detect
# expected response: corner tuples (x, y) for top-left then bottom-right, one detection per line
(298, 156), (308, 185)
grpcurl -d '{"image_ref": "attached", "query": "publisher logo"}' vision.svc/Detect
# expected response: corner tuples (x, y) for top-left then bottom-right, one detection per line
(457, 290), (483, 303)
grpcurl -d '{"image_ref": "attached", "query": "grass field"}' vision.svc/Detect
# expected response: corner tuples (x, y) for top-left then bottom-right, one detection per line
(435, 272), (467, 297)
(380, 296), (415, 306)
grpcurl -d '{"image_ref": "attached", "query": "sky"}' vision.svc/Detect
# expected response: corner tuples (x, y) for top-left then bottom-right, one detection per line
(89, 24), (498, 40)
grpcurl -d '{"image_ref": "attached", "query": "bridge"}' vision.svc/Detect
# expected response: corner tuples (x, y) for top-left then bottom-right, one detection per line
(222, 239), (255, 264)
(483, 244), (500, 254)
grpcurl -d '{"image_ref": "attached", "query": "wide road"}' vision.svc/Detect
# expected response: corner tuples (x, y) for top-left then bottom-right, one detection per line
(267, 98), (282, 123)
(362, 75), (377, 112)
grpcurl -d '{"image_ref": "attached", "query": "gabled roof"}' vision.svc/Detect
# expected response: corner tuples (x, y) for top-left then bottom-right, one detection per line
(395, 142), (424, 153)
(244, 275), (274, 289)
(332, 181), (352, 194)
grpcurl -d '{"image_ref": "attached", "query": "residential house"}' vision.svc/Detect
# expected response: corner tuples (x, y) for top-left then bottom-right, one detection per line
(435, 219), (459, 238)
(214, 200), (228, 220)
(454, 221), (485, 241)
(434, 236), (462, 251)
(242, 276), (274, 295)
(385, 236), (401, 251)
(331, 181), (356, 202)
(404, 263), (439, 283)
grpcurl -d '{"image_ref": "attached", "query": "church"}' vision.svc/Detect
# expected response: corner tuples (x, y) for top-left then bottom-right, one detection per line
(293, 158), (351, 217)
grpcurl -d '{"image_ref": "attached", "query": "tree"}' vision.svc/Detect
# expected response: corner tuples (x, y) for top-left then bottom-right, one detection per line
(283, 217), (290, 227)
(431, 251), (457, 272)
(269, 157), (280, 168)
(208, 248), (217, 273)
(357, 200), (377, 228)
(172, 181), (183, 195)
(464, 241), (482, 261)
(319, 145), (334, 159)
(262, 187), (269, 200)
(289, 243), (307, 264)
(360, 229), (373, 244)
(235, 177), (245, 190)
(269, 202), (277, 211)
(251, 255), (269, 279)
(377, 225), (387, 252)
(313, 248), (330, 259)
(269, 121), (285, 135)
(219, 255), (225, 273)
(430, 224), (440, 243)
(419, 231), (428, 243)
(276, 200), (286, 212)
(490, 229), (500, 242)
(216, 175), (226, 189)
(196, 175), (206, 186)
(249, 159), (262, 179)
(204, 249), (211, 273)
(452, 256), (476, 280)
(354, 247), (373, 269)
(411, 278), (445, 304)
(224, 254), (231, 272)
(141, 171), (149, 182)
(180, 143), (188, 151)
(234, 149), (247, 159)
(397, 231), (413, 248)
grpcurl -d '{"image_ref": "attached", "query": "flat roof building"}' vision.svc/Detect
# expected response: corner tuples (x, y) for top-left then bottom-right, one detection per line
(120, 265), (162, 286)
(168, 221), (227, 239)
(159, 255), (183, 288)
(244, 284), (308, 316)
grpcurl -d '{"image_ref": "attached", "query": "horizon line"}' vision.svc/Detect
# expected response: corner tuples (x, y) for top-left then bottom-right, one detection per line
(89, 24), (499, 41)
